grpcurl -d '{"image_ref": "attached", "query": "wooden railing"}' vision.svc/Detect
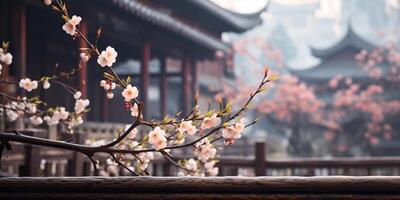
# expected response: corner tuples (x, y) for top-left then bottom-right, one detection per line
(2, 129), (400, 177)
(2, 176), (400, 199)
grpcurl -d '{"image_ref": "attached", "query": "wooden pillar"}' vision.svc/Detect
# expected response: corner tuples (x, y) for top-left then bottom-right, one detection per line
(255, 142), (266, 176)
(78, 20), (88, 98)
(12, 1), (26, 87)
(162, 162), (171, 176)
(191, 60), (198, 97)
(141, 42), (151, 118)
(67, 132), (85, 176)
(182, 57), (191, 115)
(159, 56), (167, 116)
(20, 130), (45, 176)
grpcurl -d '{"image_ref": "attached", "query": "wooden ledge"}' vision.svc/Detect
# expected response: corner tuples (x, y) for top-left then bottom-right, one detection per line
(2, 176), (400, 199)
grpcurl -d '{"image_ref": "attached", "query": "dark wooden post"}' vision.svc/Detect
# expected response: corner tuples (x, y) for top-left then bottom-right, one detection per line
(82, 161), (91, 176)
(255, 142), (266, 176)
(20, 129), (45, 176)
(191, 59), (198, 105)
(159, 56), (167, 116)
(162, 162), (171, 176)
(12, 1), (26, 93)
(152, 163), (159, 176)
(141, 42), (151, 118)
(67, 132), (85, 176)
(44, 162), (52, 177)
(78, 20), (88, 98)
(181, 57), (191, 115)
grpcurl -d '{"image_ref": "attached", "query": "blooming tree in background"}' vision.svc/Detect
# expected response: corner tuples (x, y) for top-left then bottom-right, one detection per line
(0, 0), (274, 176)
(257, 75), (326, 157)
(323, 51), (400, 156)
(355, 43), (400, 83)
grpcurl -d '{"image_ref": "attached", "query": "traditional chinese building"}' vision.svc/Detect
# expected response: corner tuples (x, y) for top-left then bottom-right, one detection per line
(0, 0), (265, 124)
(290, 26), (377, 101)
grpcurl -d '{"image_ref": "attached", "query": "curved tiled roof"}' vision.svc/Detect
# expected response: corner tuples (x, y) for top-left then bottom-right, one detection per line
(310, 26), (376, 59)
(187, 0), (267, 32)
(112, 0), (231, 52)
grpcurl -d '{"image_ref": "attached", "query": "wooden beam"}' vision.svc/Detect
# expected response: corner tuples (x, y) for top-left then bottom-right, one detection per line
(141, 42), (151, 118)
(159, 56), (167, 116)
(182, 57), (191, 115)
(78, 20), (88, 98)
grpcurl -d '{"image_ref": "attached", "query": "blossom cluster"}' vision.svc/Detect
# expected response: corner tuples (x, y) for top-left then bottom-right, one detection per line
(355, 44), (400, 82)
(257, 75), (325, 121)
(0, 47), (13, 74)
(0, 0), (267, 177)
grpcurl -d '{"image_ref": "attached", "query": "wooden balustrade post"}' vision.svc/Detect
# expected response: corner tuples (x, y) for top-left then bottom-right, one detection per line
(67, 132), (85, 176)
(255, 142), (266, 176)
(152, 163), (159, 176)
(162, 162), (171, 176)
(44, 162), (52, 177)
(19, 129), (45, 176)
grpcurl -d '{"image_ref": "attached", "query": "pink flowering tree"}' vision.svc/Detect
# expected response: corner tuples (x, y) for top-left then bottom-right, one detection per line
(325, 67), (400, 156)
(257, 75), (326, 156)
(321, 40), (400, 155)
(0, 0), (274, 176)
(355, 43), (400, 83)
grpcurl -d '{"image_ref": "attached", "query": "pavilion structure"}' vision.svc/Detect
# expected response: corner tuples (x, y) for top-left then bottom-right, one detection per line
(0, 0), (265, 123)
(290, 25), (378, 101)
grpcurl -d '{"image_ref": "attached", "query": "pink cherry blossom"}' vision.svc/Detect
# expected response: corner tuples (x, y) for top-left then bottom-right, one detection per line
(121, 84), (139, 102)
(62, 15), (82, 36)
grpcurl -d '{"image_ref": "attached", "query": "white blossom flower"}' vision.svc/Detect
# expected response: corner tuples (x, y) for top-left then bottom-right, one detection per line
(106, 92), (114, 99)
(0, 52), (13, 65)
(100, 80), (107, 87)
(97, 46), (118, 67)
(52, 107), (69, 122)
(124, 125), (137, 140)
(74, 99), (89, 114)
(200, 114), (221, 130)
(130, 103), (139, 117)
(80, 53), (89, 62)
(67, 116), (83, 128)
(204, 160), (216, 170)
(185, 159), (198, 171)
(26, 103), (37, 114)
(178, 120), (197, 135)
(148, 126), (167, 150)
(62, 15), (82, 36)
(43, 80), (51, 89)
(19, 78), (38, 92)
(6, 110), (18, 122)
(208, 167), (219, 176)
(74, 91), (82, 99)
(195, 140), (217, 162)
(44, 0), (52, 5)
(177, 171), (185, 176)
(30, 116), (43, 125)
(121, 84), (138, 102)
(222, 118), (245, 140)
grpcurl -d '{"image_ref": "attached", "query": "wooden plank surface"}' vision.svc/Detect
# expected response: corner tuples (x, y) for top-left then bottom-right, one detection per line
(1, 176), (400, 200)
